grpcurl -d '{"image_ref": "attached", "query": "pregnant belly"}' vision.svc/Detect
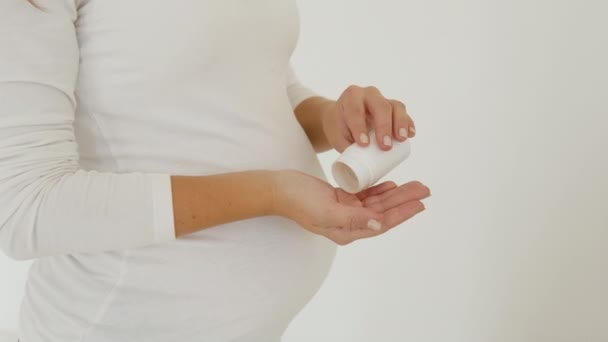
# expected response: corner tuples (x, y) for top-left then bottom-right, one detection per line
(67, 96), (338, 338)
(92, 216), (337, 340)
(21, 186), (336, 341)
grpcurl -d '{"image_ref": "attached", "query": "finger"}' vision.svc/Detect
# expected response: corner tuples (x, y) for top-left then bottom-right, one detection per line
(340, 85), (369, 146)
(332, 128), (357, 153)
(364, 87), (393, 150)
(323, 108), (353, 153)
(382, 200), (425, 229)
(327, 224), (382, 245)
(355, 181), (397, 201)
(363, 181), (431, 212)
(328, 200), (425, 244)
(390, 100), (410, 142)
(407, 115), (416, 138)
(329, 204), (383, 232)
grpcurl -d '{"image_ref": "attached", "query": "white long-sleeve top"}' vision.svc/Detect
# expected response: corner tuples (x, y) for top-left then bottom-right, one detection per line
(0, 1), (337, 341)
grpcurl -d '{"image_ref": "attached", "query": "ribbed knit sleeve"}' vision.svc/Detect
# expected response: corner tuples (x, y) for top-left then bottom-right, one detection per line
(286, 65), (318, 109)
(0, 0), (176, 260)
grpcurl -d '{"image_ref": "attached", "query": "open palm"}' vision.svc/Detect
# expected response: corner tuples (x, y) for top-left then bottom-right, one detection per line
(274, 170), (430, 245)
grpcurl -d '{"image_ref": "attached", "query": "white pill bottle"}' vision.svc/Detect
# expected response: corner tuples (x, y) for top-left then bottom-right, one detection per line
(332, 131), (411, 193)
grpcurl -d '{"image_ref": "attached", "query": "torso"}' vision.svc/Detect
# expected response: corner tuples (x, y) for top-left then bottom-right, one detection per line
(19, 1), (337, 341)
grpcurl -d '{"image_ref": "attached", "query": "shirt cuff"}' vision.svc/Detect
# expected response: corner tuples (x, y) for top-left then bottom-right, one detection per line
(287, 84), (318, 110)
(148, 173), (176, 243)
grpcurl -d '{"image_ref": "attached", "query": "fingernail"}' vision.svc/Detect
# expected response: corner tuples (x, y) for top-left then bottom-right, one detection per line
(399, 128), (408, 139)
(383, 135), (392, 147)
(360, 133), (369, 144)
(367, 219), (382, 231)
(409, 126), (416, 135)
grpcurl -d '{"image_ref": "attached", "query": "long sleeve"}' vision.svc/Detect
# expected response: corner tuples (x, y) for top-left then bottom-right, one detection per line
(0, 1), (175, 260)
(286, 64), (318, 109)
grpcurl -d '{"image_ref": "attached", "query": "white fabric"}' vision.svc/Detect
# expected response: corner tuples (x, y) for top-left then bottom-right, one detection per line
(0, 331), (17, 342)
(0, 1), (336, 341)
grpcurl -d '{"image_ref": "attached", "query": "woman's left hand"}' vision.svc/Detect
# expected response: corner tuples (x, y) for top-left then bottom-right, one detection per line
(321, 85), (416, 153)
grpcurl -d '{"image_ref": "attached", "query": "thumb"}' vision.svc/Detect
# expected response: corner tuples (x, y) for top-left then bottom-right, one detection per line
(332, 205), (384, 231)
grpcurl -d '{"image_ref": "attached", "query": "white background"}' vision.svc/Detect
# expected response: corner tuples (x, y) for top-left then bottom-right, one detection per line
(2, 0), (607, 341)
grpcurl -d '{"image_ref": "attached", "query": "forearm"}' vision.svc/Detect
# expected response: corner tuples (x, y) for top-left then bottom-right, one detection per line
(294, 96), (336, 153)
(171, 170), (278, 237)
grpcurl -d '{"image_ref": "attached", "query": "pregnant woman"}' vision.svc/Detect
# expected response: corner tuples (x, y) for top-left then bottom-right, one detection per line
(0, 1), (430, 341)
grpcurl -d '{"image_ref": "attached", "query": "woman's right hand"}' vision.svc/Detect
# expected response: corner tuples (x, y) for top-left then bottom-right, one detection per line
(272, 170), (430, 245)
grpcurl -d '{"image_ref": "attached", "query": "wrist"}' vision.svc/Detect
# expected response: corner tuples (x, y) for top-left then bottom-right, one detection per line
(319, 100), (338, 147)
(267, 170), (286, 217)
(269, 169), (303, 219)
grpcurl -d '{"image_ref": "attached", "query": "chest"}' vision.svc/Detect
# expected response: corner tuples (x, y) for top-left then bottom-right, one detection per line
(74, 0), (301, 77)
